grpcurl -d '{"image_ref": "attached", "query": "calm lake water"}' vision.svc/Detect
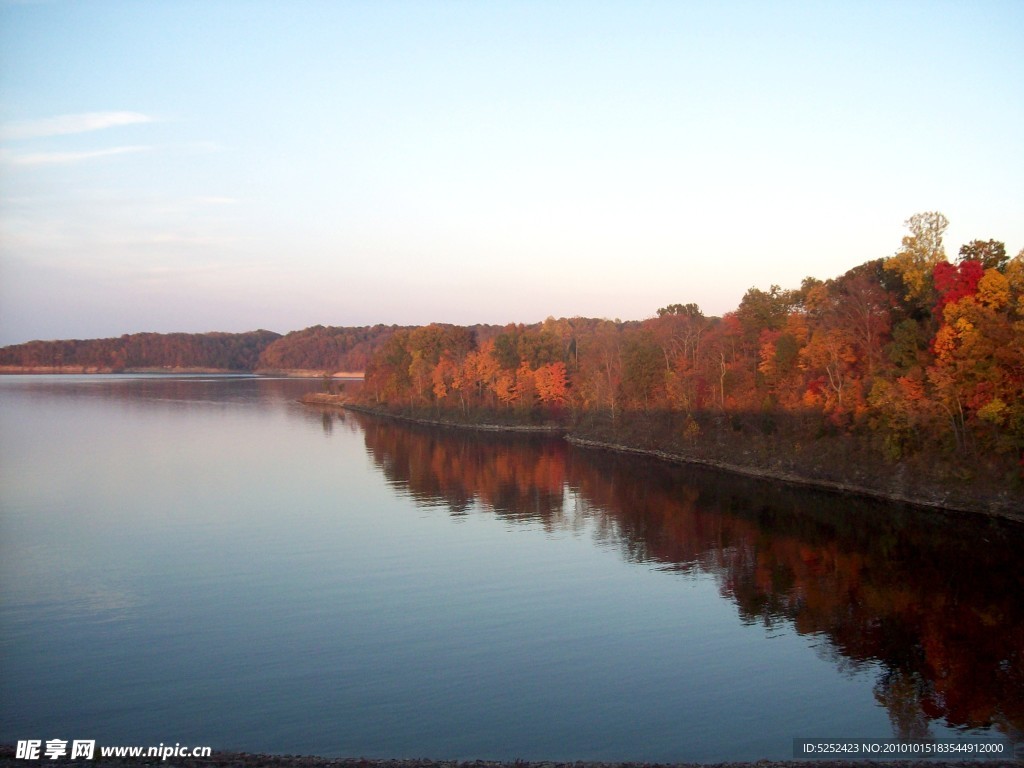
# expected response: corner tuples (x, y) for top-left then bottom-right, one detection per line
(1, 375), (1021, 762)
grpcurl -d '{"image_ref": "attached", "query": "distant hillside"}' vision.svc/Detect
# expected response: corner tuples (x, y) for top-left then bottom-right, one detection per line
(254, 323), (508, 374)
(0, 330), (282, 372)
(255, 324), (408, 373)
(0, 323), (509, 374)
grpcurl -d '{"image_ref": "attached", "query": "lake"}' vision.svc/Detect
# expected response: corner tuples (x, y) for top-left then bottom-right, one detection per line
(1, 374), (1021, 762)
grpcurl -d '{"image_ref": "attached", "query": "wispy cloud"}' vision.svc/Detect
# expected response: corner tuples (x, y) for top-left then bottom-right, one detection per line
(1, 145), (151, 166)
(0, 111), (154, 141)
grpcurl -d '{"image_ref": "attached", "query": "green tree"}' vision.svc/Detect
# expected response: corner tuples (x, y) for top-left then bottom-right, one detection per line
(620, 334), (664, 410)
(736, 286), (797, 353)
(957, 239), (1008, 271)
(657, 302), (703, 319)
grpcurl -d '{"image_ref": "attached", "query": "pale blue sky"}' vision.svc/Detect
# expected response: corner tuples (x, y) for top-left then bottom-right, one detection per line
(1, 0), (1021, 344)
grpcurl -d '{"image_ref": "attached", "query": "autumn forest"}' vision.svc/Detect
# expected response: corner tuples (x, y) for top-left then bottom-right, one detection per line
(3, 212), (1022, 512)
(357, 212), (1023, 512)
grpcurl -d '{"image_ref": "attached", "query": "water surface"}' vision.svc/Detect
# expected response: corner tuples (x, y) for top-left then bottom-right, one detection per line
(1, 375), (1020, 761)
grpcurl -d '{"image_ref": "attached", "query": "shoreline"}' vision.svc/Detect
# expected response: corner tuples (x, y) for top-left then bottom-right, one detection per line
(0, 365), (253, 375)
(304, 399), (1023, 523)
(0, 367), (364, 378)
(339, 401), (566, 434)
(563, 435), (1022, 522)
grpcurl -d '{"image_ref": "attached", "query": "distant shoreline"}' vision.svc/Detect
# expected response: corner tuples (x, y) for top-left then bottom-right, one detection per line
(0, 366), (364, 378)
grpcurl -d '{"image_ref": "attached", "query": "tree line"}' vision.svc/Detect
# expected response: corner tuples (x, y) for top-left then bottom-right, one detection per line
(257, 323), (505, 372)
(0, 330), (282, 371)
(0, 325), (416, 373)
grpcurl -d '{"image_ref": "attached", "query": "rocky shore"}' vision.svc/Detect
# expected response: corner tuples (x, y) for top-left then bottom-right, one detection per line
(312, 398), (566, 434)
(563, 436), (1024, 522)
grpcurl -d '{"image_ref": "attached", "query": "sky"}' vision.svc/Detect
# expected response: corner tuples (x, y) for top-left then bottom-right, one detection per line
(1, 1), (1022, 345)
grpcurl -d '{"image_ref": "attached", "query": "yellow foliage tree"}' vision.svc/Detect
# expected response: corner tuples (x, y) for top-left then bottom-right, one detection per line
(883, 211), (948, 308)
(976, 268), (1010, 310)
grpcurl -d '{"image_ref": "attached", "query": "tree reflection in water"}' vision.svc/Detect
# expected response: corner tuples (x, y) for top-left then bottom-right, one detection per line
(336, 411), (1023, 744)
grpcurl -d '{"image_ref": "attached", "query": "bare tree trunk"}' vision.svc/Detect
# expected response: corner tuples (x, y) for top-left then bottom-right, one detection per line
(719, 352), (727, 409)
